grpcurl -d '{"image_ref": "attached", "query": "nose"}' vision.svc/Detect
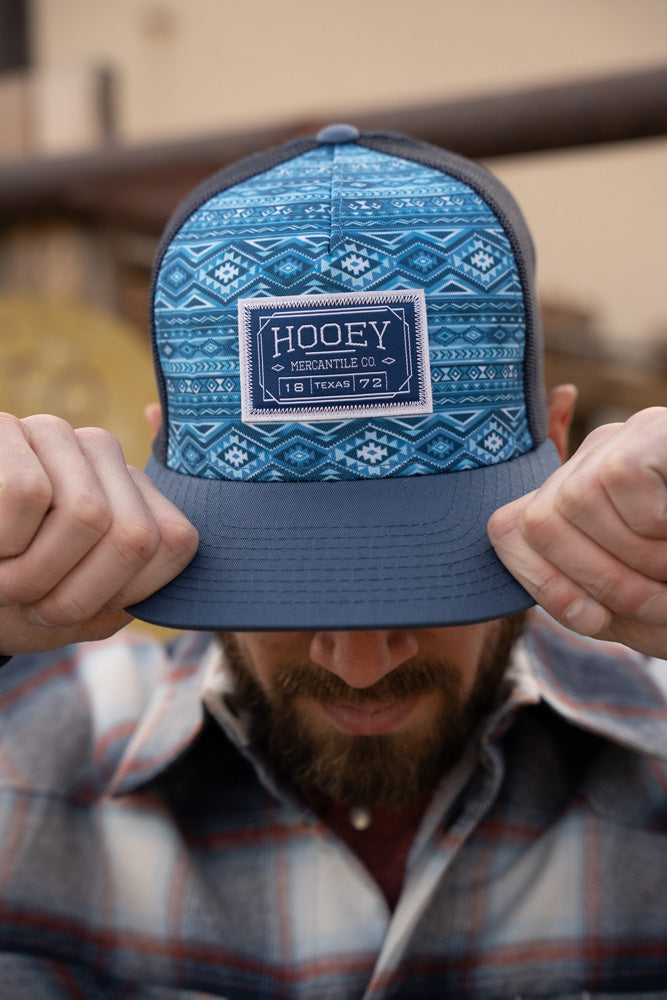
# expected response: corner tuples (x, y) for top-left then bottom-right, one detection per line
(308, 630), (419, 689)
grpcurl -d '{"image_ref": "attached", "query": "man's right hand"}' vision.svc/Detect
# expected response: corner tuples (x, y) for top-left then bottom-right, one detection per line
(0, 413), (199, 656)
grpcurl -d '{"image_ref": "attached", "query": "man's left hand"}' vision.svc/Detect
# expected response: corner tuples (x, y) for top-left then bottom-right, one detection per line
(488, 407), (667, 657)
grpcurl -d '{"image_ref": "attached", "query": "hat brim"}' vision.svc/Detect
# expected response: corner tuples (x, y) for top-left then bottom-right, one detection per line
(129, 440), (559, 632)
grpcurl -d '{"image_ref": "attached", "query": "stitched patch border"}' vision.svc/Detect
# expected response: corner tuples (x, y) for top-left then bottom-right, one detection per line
(238, 290), (432, 424)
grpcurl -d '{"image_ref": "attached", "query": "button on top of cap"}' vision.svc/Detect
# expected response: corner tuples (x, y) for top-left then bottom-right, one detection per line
(316, 123), (360, 144)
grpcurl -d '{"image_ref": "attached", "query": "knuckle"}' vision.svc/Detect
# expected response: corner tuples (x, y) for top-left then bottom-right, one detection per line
(0, 565), (49, 607)
(555, 476), (588, 521)
(581, 422), (620, 449)
(69, 490), (112, 537)
(109, 519), (198, 611)
(527, 564), (583, 623)
(591, 575), (647, 619)
(76, 425), (123, 456)
(529, 563), (566, 606)
(600, 455), (665, 537)
(599, 449), (634, 491)
(162, 516), (199, 565)
(24, 413), (73, 439)
(628, 405), (667, 426)
(35, 591), (90, 628)
(617, 541), (667, 580)
(591, 575), (622, 609)
(0, 577), (26, 607)
(0, 411), (22, 428)
(518, 496), (553, 547)
(487, 505), (513, 543)
(0, 412), (29, 446)
(0, 467), (52, 515)
(114, 517), (161, 566)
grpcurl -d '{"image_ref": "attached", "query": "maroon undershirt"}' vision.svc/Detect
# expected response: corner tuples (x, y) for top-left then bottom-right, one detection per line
(313, 791), (433, 910)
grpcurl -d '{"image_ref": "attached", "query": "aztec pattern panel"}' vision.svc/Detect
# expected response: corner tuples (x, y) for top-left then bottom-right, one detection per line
(153, 144), (532, 481)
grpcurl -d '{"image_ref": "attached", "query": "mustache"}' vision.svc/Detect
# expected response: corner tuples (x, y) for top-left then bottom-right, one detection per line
(272, 658), (461, 706)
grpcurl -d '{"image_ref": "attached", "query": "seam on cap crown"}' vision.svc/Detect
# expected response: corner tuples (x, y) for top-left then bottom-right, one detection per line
(330, 144), (345, 251)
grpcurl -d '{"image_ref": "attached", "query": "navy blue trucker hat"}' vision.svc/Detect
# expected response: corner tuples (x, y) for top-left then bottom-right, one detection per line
(130, 124), (560, 631)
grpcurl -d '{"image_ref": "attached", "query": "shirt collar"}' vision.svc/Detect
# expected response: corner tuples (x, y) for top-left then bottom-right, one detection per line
(108, 632), (285, 800)
(500, 609), (667, 761)
(108, 631), (216, 796)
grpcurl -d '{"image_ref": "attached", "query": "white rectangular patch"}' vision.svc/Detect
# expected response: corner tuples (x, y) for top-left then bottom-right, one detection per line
(238, 289), (432, 423)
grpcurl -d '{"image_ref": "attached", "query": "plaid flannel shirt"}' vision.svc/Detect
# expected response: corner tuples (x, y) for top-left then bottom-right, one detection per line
(0, 610), (665, 999)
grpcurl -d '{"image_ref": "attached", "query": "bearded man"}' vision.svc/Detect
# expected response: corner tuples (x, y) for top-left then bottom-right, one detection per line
(0, 126), (665, 998)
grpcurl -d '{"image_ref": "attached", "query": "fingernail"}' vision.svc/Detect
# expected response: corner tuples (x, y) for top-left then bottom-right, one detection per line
(637, 590), (667, 624)
(21, 606), (56, 629)
(561, 597), (610, 636)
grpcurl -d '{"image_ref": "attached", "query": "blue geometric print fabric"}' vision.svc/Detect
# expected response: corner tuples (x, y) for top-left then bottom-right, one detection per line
(153, 143), (533, 481)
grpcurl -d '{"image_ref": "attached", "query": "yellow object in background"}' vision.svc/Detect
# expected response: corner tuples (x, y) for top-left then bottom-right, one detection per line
(0, 295), (155, 469)
(0, 295), (180, 639)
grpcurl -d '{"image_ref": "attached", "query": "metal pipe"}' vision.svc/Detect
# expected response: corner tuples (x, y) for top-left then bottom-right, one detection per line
(0, 64), (665, 227)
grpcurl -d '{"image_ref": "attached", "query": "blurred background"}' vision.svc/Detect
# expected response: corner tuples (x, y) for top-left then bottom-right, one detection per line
(0, 0), (665, 469)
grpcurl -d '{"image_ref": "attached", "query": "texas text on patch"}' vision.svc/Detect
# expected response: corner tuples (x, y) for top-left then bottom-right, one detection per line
(238, 290), (432, 423)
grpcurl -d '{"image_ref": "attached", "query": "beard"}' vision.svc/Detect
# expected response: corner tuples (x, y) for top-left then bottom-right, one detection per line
(220, 616), (523, 810)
